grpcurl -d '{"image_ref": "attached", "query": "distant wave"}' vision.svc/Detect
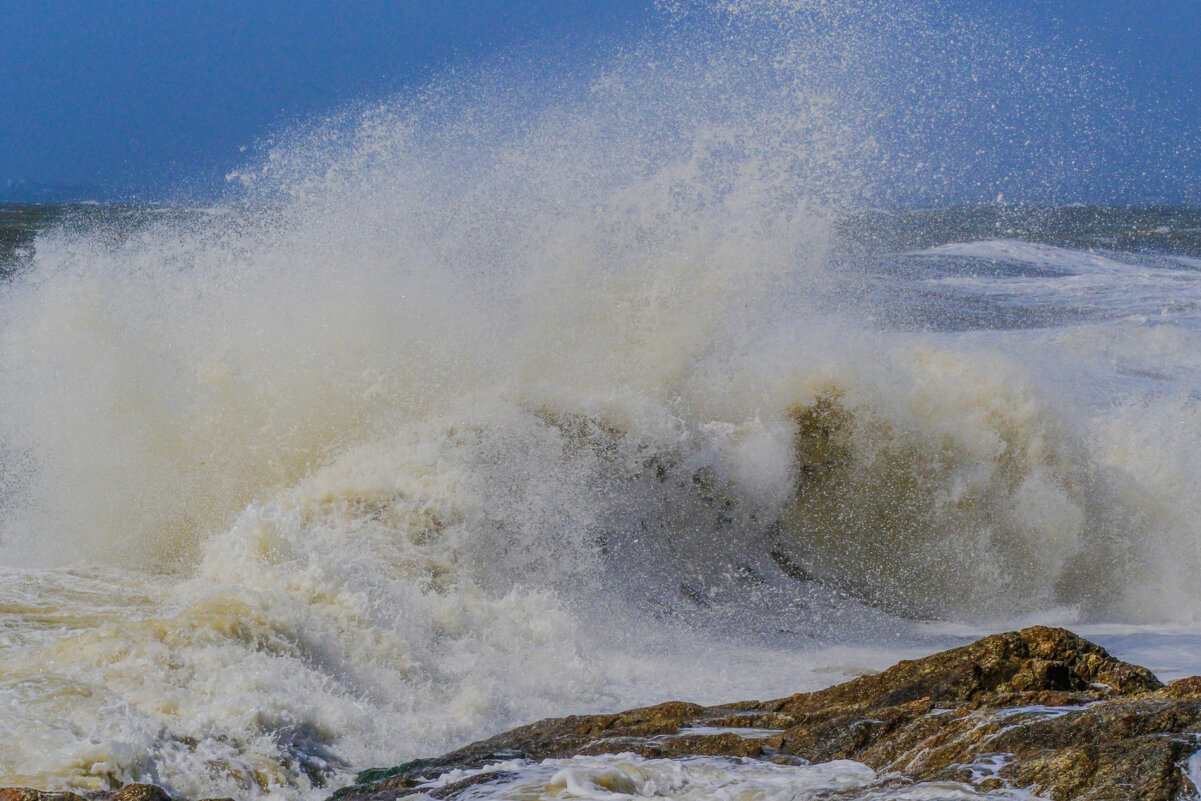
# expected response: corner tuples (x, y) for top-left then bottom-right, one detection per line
(918, 239), (1139, 274)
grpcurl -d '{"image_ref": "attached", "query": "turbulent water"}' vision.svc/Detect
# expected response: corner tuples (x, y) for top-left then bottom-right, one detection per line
(2, 3), (1201, 799)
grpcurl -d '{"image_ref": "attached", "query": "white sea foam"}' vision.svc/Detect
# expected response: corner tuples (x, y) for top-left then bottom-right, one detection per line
(916, 238), (1201, 280)
(1187, 749), (1201, 799)
(920, 239), (1139, 274)
(405, 753), (1043, 800)
(909, 240), (1201, 323)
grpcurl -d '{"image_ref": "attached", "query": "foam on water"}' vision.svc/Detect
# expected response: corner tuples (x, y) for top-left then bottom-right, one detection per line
(0, 1), (1199, 798)
(1188, 750), (1201, 799)
(921, 240), (1145, 274)
(397, 753), (1042, 800)
(905, 239), (1201, 324)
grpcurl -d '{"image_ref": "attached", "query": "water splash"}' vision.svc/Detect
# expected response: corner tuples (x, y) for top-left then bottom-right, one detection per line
(0, 2), (1199, 797)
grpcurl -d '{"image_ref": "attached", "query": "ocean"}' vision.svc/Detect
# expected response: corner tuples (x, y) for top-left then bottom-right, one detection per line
(2, 6), (1201, 799)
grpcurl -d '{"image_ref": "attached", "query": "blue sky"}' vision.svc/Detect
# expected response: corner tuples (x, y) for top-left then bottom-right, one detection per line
(1, 1), (1197, 203)
(0, 1), (654, 197)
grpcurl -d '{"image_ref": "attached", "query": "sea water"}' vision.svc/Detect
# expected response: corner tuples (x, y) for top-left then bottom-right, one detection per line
(1, 3), (1200, 799)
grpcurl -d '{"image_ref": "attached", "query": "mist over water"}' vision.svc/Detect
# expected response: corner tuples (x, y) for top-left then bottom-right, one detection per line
(1, 2), (1200, 798)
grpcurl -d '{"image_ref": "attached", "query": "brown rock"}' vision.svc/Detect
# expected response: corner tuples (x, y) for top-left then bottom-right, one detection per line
(1164, 675), (1201, 699)
(4, 629), (1195, 801)
(0, 791), (88, 801)
(331, 626), (1196, 801)
(91, 787), (174, 801)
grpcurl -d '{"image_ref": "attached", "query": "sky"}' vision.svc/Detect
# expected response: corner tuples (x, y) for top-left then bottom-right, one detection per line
(0, 1), (654, 199)
(0, 1), (1197, 204)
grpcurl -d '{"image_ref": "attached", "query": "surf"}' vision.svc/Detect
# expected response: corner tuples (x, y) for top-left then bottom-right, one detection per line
(1, 2), (1200, 798)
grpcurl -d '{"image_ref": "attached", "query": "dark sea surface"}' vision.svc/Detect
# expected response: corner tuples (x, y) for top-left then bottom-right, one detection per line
(9, 201), (1200, 272)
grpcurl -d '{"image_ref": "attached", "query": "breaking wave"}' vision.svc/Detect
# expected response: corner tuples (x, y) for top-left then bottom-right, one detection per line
(1, 1), (1200, 797)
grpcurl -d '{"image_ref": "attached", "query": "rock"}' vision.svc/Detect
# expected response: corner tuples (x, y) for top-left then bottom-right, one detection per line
(0, 791), (89, 801)
(0, 786), (175, 801)
(334, 627), (1200, 801)
(91, 787), (174, 801)
(4, 628), (1198, 801)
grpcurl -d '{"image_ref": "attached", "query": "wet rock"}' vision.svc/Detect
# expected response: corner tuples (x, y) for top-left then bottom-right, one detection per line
(335, 627), (1200, 801)
(91, 787), (174, 801)
(0, 791), (89, 801)
(0, 786), (176, 801)
(3, 628), (1197, 801)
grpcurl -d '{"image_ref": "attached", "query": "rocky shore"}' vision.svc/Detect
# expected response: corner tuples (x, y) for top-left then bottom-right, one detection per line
(5, 627), (1200, 801)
